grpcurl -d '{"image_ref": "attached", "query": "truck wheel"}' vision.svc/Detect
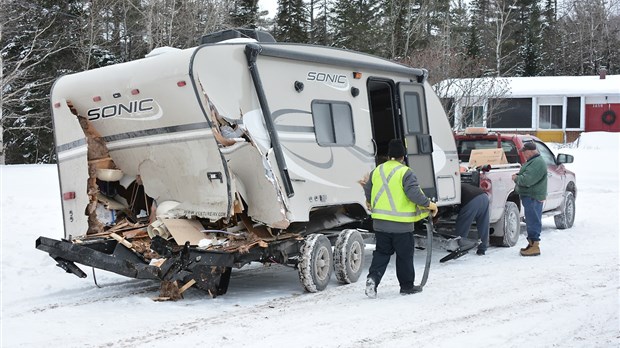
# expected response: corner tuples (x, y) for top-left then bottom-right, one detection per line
(491, 201), (520, 247)
(334, 229), (365, 284)
(298, 234), (333, 292)
(554, 191), (575, 229)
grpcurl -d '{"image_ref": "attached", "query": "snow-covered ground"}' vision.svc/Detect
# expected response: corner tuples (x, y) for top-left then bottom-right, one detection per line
(1, 132), (619, 347)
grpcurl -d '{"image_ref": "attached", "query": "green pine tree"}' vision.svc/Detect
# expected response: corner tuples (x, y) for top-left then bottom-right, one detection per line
(274, 0), (309, 43)
(230, 0), (260, 29)
(331, 0), (380, 54)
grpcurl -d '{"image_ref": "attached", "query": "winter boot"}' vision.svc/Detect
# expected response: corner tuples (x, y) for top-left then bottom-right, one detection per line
(365, 278), (377, 299)
(520, 241), (540, 256)
(520, 239), (533, 252)
(400, 285), (423, 295)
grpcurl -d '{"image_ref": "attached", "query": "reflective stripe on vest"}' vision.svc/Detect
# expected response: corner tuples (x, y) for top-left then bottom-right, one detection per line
(370, 161), (429, 223)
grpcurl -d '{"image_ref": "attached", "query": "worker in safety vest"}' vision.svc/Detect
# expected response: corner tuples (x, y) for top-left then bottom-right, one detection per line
(363, 139), (437, 298)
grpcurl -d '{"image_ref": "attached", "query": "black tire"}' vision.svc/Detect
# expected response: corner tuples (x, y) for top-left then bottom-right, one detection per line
(490, 201), (520, 247)
(334, 229), (365, 284)
(554, 191), (576, 229)
(298, 234), (333, 292)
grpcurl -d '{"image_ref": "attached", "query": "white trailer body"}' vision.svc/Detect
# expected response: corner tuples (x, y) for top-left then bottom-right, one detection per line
(38, 35), (459, 296)
(52, 42), (458, 239)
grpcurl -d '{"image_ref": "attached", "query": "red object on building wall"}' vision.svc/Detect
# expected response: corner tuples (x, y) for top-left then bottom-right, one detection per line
(585, 103), (620, 132)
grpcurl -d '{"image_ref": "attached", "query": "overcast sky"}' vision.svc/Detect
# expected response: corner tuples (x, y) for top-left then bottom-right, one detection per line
(259, 0), (278, 18)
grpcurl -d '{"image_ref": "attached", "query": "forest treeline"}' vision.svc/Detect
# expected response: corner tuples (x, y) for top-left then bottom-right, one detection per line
(1, 0), (619, 164)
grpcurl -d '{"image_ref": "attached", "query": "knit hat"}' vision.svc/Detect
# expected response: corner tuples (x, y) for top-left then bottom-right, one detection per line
(387, 139), (406, 158)
(520, 142), (537, 152)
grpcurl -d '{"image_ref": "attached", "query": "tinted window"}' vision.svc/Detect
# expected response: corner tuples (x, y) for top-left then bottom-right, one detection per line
(403, 92), (422, 133)
(488, 98), (532, 128)
(312, 101), (354, 146)
(456, 139), (520, 163)
(566, 97), (581, 128)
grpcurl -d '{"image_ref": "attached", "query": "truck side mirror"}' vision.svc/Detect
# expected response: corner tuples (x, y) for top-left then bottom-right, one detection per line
(556, 153), (574, 164)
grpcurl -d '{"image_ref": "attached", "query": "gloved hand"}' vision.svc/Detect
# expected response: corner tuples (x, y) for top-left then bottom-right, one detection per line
(427, 201), (438, 217)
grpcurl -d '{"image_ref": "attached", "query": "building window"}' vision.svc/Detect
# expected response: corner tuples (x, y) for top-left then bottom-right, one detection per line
(462, 105), (484, 127)
(488, 98), (533, 128)
(539, 105), (562, 129)
(312, 101), (354, 146)
(566, 97), (581, 128)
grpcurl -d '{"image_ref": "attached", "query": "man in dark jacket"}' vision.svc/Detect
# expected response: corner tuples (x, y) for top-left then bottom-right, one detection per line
(455, 183), (490, 255)
(512, 142), (548, 256)
(363, 139), (437, 298)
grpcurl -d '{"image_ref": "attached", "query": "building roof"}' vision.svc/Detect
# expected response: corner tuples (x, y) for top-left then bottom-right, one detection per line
(437, 75), (620, 98)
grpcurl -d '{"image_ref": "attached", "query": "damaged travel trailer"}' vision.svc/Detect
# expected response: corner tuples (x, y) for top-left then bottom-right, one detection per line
(36, 30), (460, 299)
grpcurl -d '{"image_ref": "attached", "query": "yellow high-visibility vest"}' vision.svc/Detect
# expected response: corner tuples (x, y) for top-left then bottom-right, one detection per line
(370, 160), (429, 223)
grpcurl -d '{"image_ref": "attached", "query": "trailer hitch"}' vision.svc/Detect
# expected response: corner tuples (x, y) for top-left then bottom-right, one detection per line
(35, 236), (160, 280)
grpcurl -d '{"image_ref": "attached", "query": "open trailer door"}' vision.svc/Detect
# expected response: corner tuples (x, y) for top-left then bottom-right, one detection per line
(398, 82), (437, 200)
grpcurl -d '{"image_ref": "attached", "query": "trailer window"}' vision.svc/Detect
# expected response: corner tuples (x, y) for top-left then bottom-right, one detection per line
(311, 101), (354, 146)
(403, 92), (422, 133)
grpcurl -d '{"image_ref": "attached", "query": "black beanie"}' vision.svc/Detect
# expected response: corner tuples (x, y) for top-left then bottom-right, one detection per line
(387, 139), (406, 158)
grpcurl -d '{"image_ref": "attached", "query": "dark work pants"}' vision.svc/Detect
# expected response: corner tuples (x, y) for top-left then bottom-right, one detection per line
(455, 194), (490, 252)
(367, 232), (415, 290)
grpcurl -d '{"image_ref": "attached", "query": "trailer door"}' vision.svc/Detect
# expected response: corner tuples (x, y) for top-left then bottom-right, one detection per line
(397, 82), (437, 200)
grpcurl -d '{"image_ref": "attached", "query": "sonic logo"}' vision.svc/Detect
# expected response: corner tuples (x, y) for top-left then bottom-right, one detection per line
(306, 71), (349, 90)
(87, 98), (163, 121)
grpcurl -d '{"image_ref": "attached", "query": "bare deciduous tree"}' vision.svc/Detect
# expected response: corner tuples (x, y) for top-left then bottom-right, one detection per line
(557, 0), (620, 75)
(1, 1), (74, 164)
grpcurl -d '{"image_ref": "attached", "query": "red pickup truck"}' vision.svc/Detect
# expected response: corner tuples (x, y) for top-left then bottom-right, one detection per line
(453, 128), (577, 247)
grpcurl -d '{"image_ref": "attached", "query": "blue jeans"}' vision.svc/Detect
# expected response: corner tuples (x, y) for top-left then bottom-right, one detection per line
(522, 196), (543, 241)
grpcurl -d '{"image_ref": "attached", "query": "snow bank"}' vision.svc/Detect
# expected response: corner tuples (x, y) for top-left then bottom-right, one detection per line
(575, 131), (620, 150)
(1, 132), (619, 347)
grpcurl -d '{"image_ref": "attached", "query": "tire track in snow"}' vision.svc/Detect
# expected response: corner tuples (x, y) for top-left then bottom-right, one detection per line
(98, 284), (356, 347)
(6, 279), (159, 318)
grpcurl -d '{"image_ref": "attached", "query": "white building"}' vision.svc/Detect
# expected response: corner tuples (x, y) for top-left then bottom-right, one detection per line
(436, 73), (620, 142)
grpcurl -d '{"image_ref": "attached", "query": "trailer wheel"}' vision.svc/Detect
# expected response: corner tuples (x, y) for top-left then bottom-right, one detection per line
(298, 234), (333, 292)
(334, 229), (365, 284)
(554, 191), (575, 229)
(491, 201), (520, 247)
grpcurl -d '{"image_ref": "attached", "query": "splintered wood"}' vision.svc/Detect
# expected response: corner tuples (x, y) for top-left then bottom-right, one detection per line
(109, 233), (133, 249)
(155, 281), (182, 301)
(67, 101), (117, 235)
(154, 279), (196, 301)
(240, 213), (273, 239)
